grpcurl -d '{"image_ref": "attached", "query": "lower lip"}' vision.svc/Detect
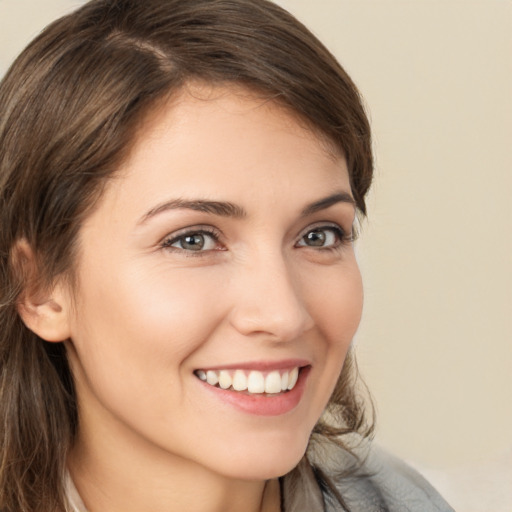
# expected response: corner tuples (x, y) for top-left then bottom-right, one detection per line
(197, 367), (311, 417)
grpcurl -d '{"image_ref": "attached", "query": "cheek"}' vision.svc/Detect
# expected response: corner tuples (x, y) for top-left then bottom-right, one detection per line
(307, 260), (364, 349)
(68, 263), (230, 401)
(66, 263), (236, 449)
(120, 263), (231, 354)
(299, 259), (363, 414)
(77, 261), (227, 348)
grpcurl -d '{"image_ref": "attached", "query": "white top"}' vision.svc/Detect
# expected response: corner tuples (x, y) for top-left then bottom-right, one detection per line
(65, 475), (88, 512)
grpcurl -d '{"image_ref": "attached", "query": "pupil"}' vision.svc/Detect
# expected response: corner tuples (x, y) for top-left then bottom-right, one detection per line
(306, 230), (325, 246)
(183, 234), (204, 250)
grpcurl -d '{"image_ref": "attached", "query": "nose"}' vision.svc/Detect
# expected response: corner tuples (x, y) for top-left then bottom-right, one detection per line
(228, 252), (314, 342)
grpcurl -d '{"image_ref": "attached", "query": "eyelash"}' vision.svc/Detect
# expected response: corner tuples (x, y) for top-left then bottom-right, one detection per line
(296, 224), (354, 251)
(161, 227), (223, 256)
(160, 223), (354, 256)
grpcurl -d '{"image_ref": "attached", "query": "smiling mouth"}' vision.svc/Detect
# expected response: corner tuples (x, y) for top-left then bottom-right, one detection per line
(194, 367), (302, 395)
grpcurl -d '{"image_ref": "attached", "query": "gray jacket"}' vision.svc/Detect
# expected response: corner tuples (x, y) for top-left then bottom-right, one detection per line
(283, 444), (455, 512)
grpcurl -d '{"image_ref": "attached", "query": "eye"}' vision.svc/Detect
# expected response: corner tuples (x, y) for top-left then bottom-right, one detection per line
(162, 229), (220, 252)
(296, 225), (348, 249)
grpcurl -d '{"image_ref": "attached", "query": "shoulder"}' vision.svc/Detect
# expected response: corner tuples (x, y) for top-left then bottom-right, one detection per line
(283, 441), (455, 512)
(328, 445), (454, 512)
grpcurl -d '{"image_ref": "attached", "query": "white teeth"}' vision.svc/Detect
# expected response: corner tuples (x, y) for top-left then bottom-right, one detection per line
(265, 371), (282, 394)
(206, 370), (219, 386)
(287, 367), (299, 390)
(232, 370), (248, 391)
(247, 371), (265, 393)
(218, 370), (232, 389)
(197, 367), (302, 394)
(281, 372), (289, 391)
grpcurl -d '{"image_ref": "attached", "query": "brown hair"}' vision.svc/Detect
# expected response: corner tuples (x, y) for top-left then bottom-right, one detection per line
(0, 1), (373, 510)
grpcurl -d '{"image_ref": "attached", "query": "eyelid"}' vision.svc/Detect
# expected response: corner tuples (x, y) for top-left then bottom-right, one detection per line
(298, 221), (350, 238)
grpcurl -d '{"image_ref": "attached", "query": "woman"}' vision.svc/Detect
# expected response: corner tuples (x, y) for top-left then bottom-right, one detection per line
(0, 0), (453, 510)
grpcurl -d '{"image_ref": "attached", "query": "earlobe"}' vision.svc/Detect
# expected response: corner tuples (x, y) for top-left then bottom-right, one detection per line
(13, 240), (72, 343)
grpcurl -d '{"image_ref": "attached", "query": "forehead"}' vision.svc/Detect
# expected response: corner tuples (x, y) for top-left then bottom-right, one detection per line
(133, 85), (344, 173)
(87, 84), (351, 224)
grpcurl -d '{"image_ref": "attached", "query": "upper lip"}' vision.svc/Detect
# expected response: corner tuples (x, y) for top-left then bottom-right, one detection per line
(195, 358), (311, 372)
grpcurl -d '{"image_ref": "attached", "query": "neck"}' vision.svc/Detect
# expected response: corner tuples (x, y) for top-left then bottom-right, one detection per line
(67, 416), (281, 512)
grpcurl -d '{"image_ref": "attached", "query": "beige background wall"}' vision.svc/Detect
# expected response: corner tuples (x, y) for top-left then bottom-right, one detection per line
(1, 1), (511, 509)
(275, 2), (512, 510)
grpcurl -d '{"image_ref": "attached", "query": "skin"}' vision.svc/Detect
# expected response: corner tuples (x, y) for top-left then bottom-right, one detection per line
(58, 85), (364, 512)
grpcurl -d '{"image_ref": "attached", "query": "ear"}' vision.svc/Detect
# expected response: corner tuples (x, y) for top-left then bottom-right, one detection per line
(13, 240), (72, 343)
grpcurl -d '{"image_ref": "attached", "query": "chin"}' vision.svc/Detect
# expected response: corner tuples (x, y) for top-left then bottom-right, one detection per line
(209, 432), (310, 481)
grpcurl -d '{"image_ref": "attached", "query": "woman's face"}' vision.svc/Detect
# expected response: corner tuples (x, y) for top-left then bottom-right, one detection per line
(64, 85), (363, 481)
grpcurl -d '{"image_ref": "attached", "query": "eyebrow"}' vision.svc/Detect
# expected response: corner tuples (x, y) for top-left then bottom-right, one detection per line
(300, 192), (355, 216)
(138, 191), (355, 225)
(139, 199), (247, 224)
